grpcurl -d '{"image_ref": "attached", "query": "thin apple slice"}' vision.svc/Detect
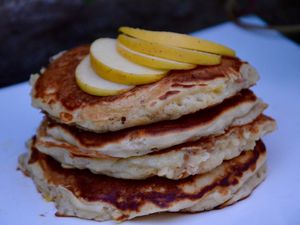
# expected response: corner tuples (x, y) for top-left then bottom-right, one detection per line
(117, 42), (196, 70)
(76, 56), (133, 96)
(118, 35), (221, 65)
(90, 38), (167, 85)
(119, 27), (235, 57)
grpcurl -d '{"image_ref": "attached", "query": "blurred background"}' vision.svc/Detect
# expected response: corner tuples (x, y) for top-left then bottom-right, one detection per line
(0, 0), (299, 88)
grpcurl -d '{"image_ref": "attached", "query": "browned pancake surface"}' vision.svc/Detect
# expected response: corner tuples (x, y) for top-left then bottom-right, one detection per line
(43, 89), (256, 149)
(29, 139), (265, 212)
(34, 46), (243, 111)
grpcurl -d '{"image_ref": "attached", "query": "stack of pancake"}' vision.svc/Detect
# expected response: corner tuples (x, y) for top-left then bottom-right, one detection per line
(19, 46), (276, 222)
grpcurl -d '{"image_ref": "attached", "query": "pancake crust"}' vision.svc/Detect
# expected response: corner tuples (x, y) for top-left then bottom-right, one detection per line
(36, 89), (266, 158)
(31, 46), (259, 132)
(19, 140), (266, 221)
(35, 115), (275, 179)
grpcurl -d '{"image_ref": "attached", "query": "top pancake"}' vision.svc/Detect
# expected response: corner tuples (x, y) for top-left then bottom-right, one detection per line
(31, 46), (259, 133)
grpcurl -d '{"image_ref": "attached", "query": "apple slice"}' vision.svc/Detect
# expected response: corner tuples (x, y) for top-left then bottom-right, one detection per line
(90, 38), (167, 85)
(119, 27), (235, 57)
(76, 56), (133, 96)
(117, 42), (196, 70)
(118, 35), (221, 65)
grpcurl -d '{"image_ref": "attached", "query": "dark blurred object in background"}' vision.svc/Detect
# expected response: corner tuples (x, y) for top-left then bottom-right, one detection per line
(0, 0), (299, 87)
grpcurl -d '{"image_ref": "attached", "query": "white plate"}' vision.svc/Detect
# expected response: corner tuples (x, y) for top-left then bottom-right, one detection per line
(0, 16), (299, 225)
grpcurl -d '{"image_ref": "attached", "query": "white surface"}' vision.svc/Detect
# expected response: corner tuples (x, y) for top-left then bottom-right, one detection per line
(0, 16), (299, 225)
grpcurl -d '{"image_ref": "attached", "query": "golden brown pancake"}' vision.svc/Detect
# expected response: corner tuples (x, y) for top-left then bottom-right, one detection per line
(31, 46), (259, 132)
(36, 89), (267, 158)
(35, 114), (275, 179)
(19, 140), (267, 221)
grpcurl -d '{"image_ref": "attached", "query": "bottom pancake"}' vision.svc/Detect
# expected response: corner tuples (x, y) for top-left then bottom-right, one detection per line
(19, 140), (267, 222)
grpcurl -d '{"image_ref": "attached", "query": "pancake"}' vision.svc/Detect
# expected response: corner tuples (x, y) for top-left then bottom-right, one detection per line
(19, 140), (267, 222)
(35, 115), (275, 179)
(31, 46), (259, 133)
(36, 90), (266, 158)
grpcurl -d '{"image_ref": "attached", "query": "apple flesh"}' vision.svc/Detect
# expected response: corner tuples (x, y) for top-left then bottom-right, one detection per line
(118, 34), (221, 65)
(117, 42), (196, 70)
(90, 38), (167, 85)
(119, 27), (236, 57)
(75, 56), (133, 96)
